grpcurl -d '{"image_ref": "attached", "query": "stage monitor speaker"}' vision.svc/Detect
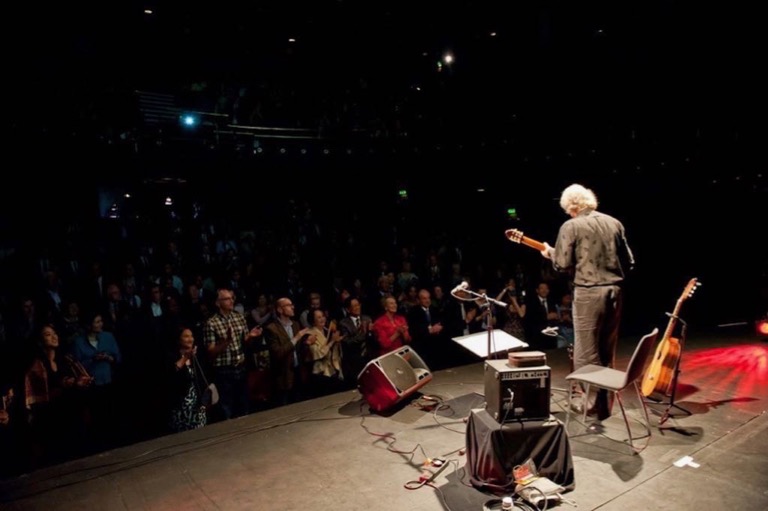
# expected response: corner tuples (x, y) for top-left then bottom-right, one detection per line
(358, 346), (432, 412)
(484, 359), (551, 422)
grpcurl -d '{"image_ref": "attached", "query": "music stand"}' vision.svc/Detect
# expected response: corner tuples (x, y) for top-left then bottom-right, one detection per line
(451, 284), (515, 360)
(452, 330), (528, 359)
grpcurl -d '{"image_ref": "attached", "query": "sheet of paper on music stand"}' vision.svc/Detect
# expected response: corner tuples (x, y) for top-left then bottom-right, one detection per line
(451, 329), (528, 358)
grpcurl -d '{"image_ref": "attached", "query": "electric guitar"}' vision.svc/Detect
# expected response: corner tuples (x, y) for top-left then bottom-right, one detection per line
(640, 278), (700, 397)
(504, 229), (547, 252)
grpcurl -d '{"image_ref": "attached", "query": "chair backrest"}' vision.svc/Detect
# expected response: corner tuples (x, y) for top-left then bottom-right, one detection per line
(622, 328), (660, 388)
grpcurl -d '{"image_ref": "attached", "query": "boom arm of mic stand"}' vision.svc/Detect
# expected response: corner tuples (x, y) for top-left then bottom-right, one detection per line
(458, 289), (507, 308)
(483, 296), (507, 308)
(457, 288), (483, 300)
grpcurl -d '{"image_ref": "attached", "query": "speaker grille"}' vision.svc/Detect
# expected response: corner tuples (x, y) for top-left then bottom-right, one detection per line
(378, 354), (417, 392)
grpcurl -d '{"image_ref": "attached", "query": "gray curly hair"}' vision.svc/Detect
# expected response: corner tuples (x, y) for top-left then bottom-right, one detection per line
(559, 184), (598, 216)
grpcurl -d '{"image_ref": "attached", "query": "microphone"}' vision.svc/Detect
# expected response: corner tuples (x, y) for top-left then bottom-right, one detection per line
(451, 281), (469, 295)
(542, 326), (560, 337)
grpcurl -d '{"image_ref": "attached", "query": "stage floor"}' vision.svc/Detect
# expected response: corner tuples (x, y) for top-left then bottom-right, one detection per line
(2, 327), (767, 511)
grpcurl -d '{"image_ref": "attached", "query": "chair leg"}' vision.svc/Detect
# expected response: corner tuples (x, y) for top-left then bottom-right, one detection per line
(614, 390), (636, 454)
(582, 384), (591, 423)
(634, 381), (653, 434)
(565, 382), (573, 430)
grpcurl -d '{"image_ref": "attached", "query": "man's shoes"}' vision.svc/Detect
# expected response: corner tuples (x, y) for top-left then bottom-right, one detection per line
(588, 423), (606, 434)
(587, 406), (611, 421)
(595, 410), (612, 421)
(570, 403), (611, 420)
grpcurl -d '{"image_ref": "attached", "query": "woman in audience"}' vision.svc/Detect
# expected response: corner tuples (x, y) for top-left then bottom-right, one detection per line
(496, 278), (526, 341)
(305, 309), (344, 397)
(167, 327), (207, 432)
(371, 296), (411, 356)
(397, 285), (420, 315)
(24, 324), (92, 466)
(250, 293), (274, 326)
(71, 311), (121, 451)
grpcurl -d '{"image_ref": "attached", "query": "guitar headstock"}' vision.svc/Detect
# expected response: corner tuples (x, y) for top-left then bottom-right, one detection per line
(680, 278), (701, 301)
(505, 229), (524, 243)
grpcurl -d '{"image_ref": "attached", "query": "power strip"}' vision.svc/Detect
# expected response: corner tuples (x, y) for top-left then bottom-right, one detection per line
(419, 460), (449, 483)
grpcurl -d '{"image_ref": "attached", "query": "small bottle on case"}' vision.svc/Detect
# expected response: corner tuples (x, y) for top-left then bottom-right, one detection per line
(501, 496), (515, 510)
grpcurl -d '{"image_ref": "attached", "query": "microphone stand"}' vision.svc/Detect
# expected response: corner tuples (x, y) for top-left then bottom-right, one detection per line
(481, 293), (499, 360)
(453, 286), (507, 360)
(542, 327), (571, 395)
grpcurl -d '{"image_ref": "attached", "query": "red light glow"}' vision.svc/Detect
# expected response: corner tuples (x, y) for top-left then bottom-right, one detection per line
(682, 344), (768, 410)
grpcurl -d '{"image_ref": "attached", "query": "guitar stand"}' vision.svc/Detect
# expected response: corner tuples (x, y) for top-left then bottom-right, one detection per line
(645, 315), (692, 425)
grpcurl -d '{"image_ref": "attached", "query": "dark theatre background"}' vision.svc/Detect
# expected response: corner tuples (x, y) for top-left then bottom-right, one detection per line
(1, 1), (766, 506)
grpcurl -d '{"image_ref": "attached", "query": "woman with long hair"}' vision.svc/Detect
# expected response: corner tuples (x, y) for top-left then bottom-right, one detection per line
(24, 324), (92, 466)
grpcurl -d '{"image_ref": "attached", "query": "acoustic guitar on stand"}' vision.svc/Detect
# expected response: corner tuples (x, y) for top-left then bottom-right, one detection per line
(504, 229), (547, 252)
(640, 278), (700, 397)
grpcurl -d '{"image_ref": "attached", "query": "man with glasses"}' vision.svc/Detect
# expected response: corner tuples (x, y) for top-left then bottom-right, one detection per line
(205, 288), (263, 419)
(263, 297), (311, 406)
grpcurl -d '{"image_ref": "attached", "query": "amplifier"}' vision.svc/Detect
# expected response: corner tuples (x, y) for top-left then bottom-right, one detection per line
(484, 359), (551, 422)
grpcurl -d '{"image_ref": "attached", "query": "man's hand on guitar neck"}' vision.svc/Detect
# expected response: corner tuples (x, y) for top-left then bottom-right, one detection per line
(541, 242), (554, 260)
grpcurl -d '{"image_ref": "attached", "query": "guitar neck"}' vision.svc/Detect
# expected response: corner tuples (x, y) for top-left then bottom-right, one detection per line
(662, 300), (685, 340)
(661, 316), (677, 341)
(520, 236), (546, 252)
